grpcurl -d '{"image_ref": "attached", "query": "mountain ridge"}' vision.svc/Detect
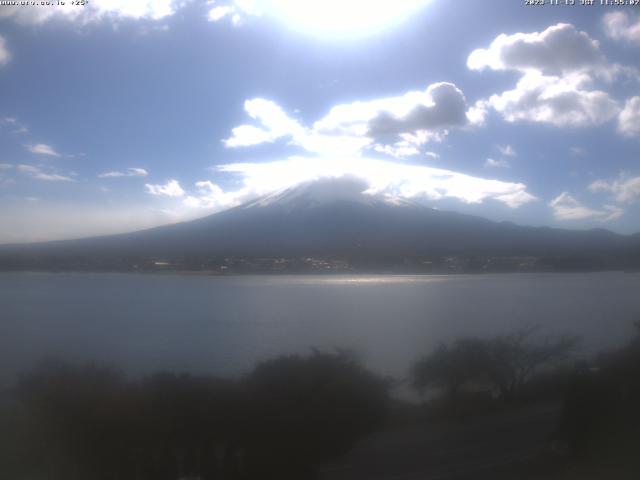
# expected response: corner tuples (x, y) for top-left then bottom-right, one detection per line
(1, 177), (639, 272)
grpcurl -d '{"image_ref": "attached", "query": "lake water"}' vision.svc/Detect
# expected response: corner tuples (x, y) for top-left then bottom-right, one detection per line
(1, 272), (639, 391)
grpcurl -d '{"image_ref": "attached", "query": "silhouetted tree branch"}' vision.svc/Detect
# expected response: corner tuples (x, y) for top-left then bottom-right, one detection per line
(412, 328), (579, 410)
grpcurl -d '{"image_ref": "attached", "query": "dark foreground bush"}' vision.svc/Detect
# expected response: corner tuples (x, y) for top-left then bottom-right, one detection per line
(242, 351), (390, 479)
(0, 351), (391, 480)
(554, 325), (640, 478)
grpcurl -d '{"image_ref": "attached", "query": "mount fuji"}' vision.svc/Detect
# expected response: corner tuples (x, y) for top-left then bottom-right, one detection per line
(1, 177), (639, 272)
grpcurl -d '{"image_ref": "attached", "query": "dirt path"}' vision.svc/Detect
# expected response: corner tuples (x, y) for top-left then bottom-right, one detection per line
(320, 403), (562, 480)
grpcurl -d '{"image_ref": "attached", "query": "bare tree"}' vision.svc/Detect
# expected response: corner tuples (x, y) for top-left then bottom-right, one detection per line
(483, 327), (579, 403)
(412, 338), (487, 414)
(412, 328), (579, 408)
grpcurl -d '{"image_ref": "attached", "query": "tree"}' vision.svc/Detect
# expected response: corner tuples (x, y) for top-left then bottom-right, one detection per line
(554, 320), (640, 473)
(17, 361), (131, 480)
(412, 338), (487, 414)
(242, 350), (391, 479)
(12, 352), (390, 480)
(17, 362), (240, 480)
(412, 328), (579, 410)
(483, 327), (579, 403)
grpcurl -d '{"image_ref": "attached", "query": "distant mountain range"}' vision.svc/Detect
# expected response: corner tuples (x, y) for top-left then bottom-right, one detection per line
(1, 177), (639, 273)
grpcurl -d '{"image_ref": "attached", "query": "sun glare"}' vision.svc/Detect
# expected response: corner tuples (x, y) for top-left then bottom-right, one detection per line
(266, 0), (431, 38)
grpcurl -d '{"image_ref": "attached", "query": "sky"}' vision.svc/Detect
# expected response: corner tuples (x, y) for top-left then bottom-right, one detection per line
(0, 0), (639, 243)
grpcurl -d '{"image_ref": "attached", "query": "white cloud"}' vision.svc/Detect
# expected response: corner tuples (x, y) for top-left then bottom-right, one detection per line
(26, 143), (60, 157)
(183, 180), (249, 209)
(366, 83), (471, 137)
(158, 158), (536, 215)
(208, 5), (236, 22)
(1, 117), (28, 134)
(209, 156), (537, 209)
(98, 167), (148, 178)
(224, 98), (307, 148)
(588, 180), (611, 194)
(207, 0), (262, 23)
(485, 158), (510, 169)
(0, 35), (10, 66)
(0, 0), (184, 25)
(497, 144), (516, 156)
(225, 83), (477, 157)
(466, 100), (489, 126)
(603, 12), (640, 45)
(549, 192), (622, 221)
(210, 84), (538, 213)
(17, 164), (73, 182)
(316, 82), (472, 141)
(589, 175), (640, 204)
(83, 0), (181, 21)
(373, 143), (420, 158)
(224, 125), (273, 147)
(618, 96), (640, 137)
(570, 146), (586, 156)
(485, 71), (619, 127)
(469, 23), (630, 130)
(425, 151), (440, 159)
(468, 23), (605, 75)
(493, 190), (538, 209)
(0, 163), (12, 170)
(32, 172), (75, 182)
(145, 179), (185, 197)
(17, 165), (38, 174)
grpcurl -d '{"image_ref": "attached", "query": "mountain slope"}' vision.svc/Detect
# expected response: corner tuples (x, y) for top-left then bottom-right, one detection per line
(1, 177), (638, 271)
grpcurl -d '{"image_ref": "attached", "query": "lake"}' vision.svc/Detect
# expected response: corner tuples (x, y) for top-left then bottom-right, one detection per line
(1, 272), (639, 392)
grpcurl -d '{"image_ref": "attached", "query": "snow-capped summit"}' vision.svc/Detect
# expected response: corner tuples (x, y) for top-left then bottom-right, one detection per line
(243, 176), (391, 211)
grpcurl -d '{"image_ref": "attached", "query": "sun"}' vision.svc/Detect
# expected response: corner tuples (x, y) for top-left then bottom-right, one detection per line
(265, 0), (432, 38)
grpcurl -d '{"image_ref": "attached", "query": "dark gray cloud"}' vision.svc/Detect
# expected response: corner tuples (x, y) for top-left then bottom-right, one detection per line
(367, 83), (469, 138)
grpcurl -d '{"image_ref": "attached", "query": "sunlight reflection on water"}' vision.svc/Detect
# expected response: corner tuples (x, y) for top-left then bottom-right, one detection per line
(315, 275), (450, 285)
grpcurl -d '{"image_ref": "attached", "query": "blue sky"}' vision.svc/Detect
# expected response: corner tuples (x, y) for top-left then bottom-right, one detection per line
(0, 0), (639, 243)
